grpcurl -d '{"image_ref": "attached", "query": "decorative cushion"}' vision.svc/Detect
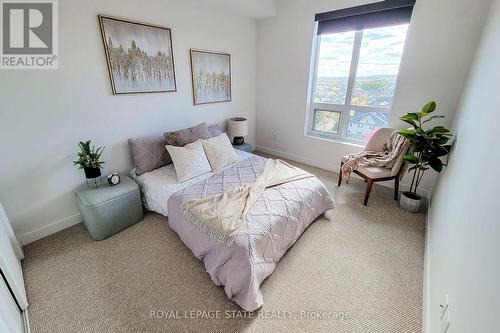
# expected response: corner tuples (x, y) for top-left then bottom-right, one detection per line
(202, 133), (238, 171)
(164, 122), (210, 147)
(207, 124), (223, 138)
(166, 140), (212, 182)
(128, 136), (171, 176)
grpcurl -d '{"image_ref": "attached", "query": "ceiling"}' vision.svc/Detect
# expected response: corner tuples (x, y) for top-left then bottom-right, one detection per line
(197, 0), (277, 19)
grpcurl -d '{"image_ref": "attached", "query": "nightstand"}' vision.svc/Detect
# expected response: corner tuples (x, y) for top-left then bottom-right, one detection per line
(75, 176), (143, 240)
(233, 143), (253, 153)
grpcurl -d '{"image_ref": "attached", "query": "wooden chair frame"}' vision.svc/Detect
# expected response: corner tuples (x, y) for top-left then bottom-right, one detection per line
(338, 162), (403, 206)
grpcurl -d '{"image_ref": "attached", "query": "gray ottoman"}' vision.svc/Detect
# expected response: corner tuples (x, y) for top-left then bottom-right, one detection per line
(75, 176), (143, 240)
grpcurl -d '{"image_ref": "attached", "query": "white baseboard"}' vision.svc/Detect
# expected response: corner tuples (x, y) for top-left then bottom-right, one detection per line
(255, 144), (430, 197)
(23, 307), (31, 333)
(255, 145), (337, 172)
(18, 213), (82, 245)
(423, 201), (432, 333)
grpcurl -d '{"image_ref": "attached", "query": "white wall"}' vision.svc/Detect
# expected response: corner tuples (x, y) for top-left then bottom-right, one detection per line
(255, 0), (490, 194)
(425, 0), (499, 331)
(200, 0), (276, 19)
(0, 0), (257, 243)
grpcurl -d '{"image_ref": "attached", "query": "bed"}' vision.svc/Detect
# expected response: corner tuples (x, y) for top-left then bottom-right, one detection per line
(132, 149), (334, 311)
(130, 150), (252, 216)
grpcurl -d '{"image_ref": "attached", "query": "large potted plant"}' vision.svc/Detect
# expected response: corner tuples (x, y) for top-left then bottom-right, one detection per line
(73, 140), (105, 179)
(398, 101), (452, 213)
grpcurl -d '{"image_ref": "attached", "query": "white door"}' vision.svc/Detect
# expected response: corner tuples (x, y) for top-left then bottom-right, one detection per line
(0, 202), (29, 332)
(0, 275), (24, 333)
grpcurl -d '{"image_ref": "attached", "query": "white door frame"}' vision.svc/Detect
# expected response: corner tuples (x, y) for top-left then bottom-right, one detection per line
(0, 203), (23, 260)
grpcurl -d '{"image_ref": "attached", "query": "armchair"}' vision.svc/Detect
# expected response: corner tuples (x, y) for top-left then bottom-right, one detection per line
(337, 128), (406, 206)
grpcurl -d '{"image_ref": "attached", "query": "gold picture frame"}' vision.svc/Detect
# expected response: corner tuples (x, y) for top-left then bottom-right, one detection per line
(98, 15), (177, 95)
(189, 49), (231, 105)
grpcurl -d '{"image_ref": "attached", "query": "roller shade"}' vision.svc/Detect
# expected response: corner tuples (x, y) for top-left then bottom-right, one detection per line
(315, 0), (416, 35)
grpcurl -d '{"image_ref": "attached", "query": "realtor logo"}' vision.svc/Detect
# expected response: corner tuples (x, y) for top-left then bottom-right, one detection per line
(1, 0), (58, 69)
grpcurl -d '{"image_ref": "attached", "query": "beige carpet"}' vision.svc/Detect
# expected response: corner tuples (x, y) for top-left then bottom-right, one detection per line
(22, 156), (425, 333)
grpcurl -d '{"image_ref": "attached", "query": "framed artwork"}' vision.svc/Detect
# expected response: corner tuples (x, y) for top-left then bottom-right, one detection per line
(190, 49), (231, 105)
(98, 15), (176, 95)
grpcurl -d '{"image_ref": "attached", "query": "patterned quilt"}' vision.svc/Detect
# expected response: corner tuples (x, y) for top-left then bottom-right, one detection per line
(167, 153), (335, 311)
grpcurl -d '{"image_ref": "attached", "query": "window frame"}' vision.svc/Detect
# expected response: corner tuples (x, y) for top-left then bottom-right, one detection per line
(306, 27), (403, 144)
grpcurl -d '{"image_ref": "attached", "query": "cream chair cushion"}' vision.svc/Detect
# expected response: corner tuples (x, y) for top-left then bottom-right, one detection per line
(341, 156), (392, 178)
(358, 166), (392, 178)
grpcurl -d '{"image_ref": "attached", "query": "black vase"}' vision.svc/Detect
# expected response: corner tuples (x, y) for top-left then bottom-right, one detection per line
(84, 167), (101, 179)
(233, 136), (244, 146)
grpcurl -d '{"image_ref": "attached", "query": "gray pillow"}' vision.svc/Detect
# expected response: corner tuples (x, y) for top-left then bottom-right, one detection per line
(164, 122), (210, 147)
(207, 124), (223, 138)
(128, 136), (171, 176)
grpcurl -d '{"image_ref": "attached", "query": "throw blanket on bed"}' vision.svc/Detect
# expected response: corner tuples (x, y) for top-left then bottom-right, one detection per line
(341, 131), (409, 182)
(180, 159), (313, 246)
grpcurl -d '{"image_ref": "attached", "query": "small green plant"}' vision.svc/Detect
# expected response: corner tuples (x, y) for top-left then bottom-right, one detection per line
(398, 101), (452, 199)
(73, 140), (105, 169)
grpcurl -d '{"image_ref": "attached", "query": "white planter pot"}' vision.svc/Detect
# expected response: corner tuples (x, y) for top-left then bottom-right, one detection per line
(399, 192), (423, 213)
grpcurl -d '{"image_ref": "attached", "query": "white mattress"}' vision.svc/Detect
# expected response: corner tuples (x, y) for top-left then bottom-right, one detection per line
(130, 149), (251, 217)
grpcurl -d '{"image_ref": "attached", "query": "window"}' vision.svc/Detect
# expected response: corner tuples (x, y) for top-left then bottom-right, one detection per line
(307, 0), (414, 143)
(313, 109), (341, 134)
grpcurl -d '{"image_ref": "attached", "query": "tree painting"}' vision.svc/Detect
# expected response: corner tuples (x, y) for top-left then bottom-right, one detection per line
(190, 50), (231, 105)
(99, 16), (176, 94)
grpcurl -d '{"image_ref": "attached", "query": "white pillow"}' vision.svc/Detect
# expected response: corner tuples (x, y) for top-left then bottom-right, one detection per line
(166, 140), (212, 182)
(202, 133), (239, 171)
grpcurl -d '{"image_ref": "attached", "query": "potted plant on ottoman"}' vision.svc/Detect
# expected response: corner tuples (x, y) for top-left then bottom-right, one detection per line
(398, 101), (452, 213)
(73, 140), (105, 179)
